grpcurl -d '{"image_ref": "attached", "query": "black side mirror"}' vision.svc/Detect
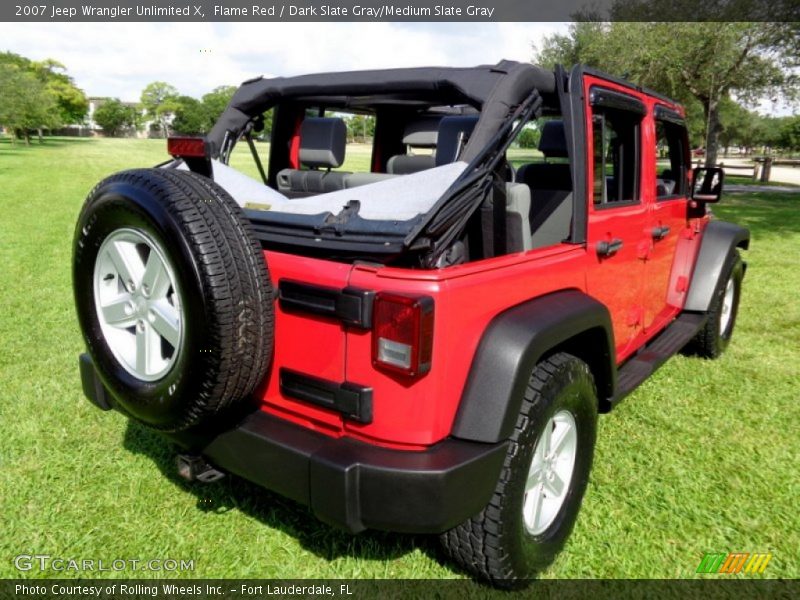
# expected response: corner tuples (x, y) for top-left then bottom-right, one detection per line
(691, 167), (724, 203)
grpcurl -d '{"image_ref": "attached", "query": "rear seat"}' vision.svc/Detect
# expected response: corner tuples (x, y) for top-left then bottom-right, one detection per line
(277, 117), (350, 197)
(480, 183), (533, 254)
(279, 115), (478, 195)
(344, 172), (396, 188)
(426, 114), (533, 255)
(515, 120), (573, 249)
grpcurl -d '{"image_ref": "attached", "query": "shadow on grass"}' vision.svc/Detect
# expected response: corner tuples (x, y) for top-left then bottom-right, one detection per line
(714, 192), (800, 238)
(122, 421), (446, 569)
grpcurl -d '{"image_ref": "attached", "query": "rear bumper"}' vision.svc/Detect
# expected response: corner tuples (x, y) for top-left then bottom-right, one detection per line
(80, 354), (507, 534)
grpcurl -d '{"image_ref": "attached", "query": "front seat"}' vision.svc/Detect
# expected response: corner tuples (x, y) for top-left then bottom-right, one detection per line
(277, 117), (350, 197)
(435, 115), (479, 166)
(387, 116), (440, 175)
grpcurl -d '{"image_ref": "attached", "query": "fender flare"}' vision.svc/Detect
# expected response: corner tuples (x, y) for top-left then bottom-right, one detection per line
(451, 290), (615, 444)
(684, 220), (750, 313)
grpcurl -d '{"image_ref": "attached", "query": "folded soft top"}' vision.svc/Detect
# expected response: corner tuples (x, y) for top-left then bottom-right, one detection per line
(207, 60), (555, 164)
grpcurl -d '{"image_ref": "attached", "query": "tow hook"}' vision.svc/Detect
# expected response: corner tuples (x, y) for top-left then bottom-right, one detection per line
(176, 454), (225, 483)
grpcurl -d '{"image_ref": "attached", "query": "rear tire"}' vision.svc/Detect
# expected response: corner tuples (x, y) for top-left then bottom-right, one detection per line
(73, 168), (274, 431)
(688, 250), (743, 359)
(440, 353), (598, 588)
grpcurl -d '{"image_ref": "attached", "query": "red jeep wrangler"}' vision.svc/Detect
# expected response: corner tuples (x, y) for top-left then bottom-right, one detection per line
(74, 61), (748, 586)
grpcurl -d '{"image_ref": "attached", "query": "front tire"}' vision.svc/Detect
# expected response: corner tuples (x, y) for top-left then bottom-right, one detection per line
(688, 250), (744, 359)
(440, 353), (598, 588)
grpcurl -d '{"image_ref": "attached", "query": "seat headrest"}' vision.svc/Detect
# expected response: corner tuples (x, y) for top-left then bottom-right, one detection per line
(387, 154), (436, 175)
(538, 120), (568, 158)
(436, 115), (479, 166)
(299, 117), (346, 169)
(403, 116), (441, 147)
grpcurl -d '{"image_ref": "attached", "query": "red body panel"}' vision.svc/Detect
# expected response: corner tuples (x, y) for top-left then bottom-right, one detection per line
(257, 250), (352, 435)
(345, 245), (586, 447)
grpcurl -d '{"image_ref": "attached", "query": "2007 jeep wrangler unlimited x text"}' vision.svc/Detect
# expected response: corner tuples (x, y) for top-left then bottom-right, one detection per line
(74, 61), (748, 586)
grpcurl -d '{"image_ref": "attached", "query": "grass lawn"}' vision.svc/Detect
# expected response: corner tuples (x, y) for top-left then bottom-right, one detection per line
(1, 136), (798, 580)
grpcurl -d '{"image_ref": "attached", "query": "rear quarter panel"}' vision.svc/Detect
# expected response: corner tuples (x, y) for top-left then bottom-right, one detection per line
(344, 245), (587, 447)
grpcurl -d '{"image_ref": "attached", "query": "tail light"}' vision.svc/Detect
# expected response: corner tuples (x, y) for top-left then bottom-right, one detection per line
(372, 293), (434, 377)
(167, 136), (207, 158)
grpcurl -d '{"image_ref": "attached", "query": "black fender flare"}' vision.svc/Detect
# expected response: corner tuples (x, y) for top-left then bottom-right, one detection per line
(451, 289), (615, 444)
(684, 220), (750, 313)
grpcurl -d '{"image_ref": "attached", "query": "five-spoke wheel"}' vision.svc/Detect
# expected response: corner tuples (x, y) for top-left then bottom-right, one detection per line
(94, 228), (183, 381)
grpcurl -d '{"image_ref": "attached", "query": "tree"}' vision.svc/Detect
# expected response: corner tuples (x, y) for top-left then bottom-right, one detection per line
(34, 59), (89, 124)
(93, 99), (137, 137)
(345, 114), (375, 142)
(0, 52), (88, 135)
(759, 116), (786, 153)
(140, 82), (179, 137)
(517, 126), (540, 149)
(778, 116), (800, 153)
(0, 64), (60, 145)
(536, 16), (798, 166)
(201, 85), (237, 129)
(171, 96), (209, 135)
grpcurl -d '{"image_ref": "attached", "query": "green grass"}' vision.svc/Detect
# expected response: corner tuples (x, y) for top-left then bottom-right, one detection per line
(1, 136), (798, 581)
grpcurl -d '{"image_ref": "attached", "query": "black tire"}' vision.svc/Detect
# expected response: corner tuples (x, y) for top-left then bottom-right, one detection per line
(687, 250), (743, 359)
(440, 353), (598, 588)
(73, 168), (274, 431)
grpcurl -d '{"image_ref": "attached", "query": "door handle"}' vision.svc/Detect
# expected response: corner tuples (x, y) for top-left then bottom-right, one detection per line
(596, 238), (623, 257)
(651, 225), (670, 241)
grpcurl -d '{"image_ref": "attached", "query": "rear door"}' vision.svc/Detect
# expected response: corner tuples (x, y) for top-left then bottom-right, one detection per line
(642, 105), (691, 334)
(583, 79), (650, 361)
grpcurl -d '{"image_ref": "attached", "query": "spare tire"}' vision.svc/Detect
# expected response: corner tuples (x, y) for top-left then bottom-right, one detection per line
(73, 168), (274, 431)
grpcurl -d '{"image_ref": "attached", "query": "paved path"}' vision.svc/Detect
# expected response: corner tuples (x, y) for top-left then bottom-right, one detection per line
(725, 184), (800, 194)
(713, 157), (800, 186)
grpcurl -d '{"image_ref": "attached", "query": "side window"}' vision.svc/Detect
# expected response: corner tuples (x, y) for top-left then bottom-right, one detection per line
(655, 120), (688, 199)
(592, 109), (640, 206)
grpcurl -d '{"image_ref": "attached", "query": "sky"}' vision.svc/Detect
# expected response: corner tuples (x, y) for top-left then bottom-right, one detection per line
(0, 22), (567, 101)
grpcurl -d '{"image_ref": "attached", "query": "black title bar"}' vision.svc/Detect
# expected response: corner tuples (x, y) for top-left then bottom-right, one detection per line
(3, 0), (797, 22)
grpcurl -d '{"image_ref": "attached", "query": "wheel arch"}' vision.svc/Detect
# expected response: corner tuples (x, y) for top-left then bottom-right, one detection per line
(684, 220), (750, 313)
(451, 289), (615, 444)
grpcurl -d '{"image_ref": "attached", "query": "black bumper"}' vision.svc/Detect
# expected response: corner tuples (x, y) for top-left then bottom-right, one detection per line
(80, 354), (507, 534)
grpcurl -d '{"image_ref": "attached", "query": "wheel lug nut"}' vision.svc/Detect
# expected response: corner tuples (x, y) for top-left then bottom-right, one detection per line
(142, 284), (150, 297)
(147, 309), (156, 323)
(136, 320), (145, 332)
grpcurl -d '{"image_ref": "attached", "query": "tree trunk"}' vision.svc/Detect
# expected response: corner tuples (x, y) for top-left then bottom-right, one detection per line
(703, 99), (722, 168)
(37, 128), (43, 143)
(24, 131), (31, 146)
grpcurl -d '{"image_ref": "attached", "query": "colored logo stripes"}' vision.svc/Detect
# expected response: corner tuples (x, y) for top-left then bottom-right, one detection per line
(696, 552), (772, 574)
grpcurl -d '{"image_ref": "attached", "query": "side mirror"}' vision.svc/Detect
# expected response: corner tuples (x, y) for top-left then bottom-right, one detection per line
(691, 167), (724, 203)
